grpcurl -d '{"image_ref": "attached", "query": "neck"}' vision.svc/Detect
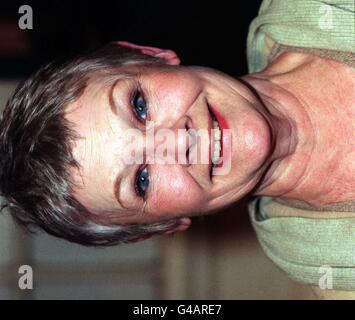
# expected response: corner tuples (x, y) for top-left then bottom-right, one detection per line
(241, 54), (354, 207)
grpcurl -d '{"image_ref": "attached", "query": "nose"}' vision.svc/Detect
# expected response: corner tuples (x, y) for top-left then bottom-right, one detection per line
(151, 116), (195, 166)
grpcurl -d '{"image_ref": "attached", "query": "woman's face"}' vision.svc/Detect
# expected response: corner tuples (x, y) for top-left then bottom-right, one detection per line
(66, 64), (271, 225)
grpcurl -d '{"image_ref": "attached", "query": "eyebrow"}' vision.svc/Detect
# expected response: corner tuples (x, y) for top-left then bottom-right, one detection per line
(113, 172), (128, 210)
(108, 79), (120, 116)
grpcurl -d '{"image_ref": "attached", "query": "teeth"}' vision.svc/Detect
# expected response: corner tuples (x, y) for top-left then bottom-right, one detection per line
(214, 128), (221, 141)
(213, 141), (221, 164)
(209, 109), (222, 167)
(212, 120), (222, 165)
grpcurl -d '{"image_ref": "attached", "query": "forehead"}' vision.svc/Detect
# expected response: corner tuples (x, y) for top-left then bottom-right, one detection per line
(66, 77), (111, 131)
(65, 77), (124, 211)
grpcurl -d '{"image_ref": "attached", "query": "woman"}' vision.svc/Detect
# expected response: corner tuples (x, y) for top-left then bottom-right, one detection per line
(0, 0), (354, 297)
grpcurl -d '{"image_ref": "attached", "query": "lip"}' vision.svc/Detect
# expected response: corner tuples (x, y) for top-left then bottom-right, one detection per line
(208, 104), (230, 169)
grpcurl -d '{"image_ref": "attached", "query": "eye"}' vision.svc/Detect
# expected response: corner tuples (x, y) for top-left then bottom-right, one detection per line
(135, 167), (149, 198)
(132, 90), (148, 121)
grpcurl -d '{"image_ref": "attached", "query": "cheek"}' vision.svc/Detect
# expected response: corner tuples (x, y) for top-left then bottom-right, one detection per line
(149, 166), (206, 215)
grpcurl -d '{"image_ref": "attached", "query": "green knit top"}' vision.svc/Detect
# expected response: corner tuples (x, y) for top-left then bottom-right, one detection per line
(246, 0), (355, 290)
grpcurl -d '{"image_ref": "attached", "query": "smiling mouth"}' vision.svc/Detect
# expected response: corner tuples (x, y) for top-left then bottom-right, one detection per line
(208, 106), (222, 175)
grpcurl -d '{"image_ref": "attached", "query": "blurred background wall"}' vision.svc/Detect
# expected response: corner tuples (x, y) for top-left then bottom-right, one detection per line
(0, 0), (315, 299)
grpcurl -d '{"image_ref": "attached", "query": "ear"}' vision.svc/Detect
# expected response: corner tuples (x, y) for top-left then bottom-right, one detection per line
(126, 217), (191, 244)
(112, 41), (181, 65)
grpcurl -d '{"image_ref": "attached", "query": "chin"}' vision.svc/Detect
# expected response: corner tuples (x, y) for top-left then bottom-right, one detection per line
(208, 98), (272, 205)
(228, 108), (272, 184)
(244, 119), (271, 170)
